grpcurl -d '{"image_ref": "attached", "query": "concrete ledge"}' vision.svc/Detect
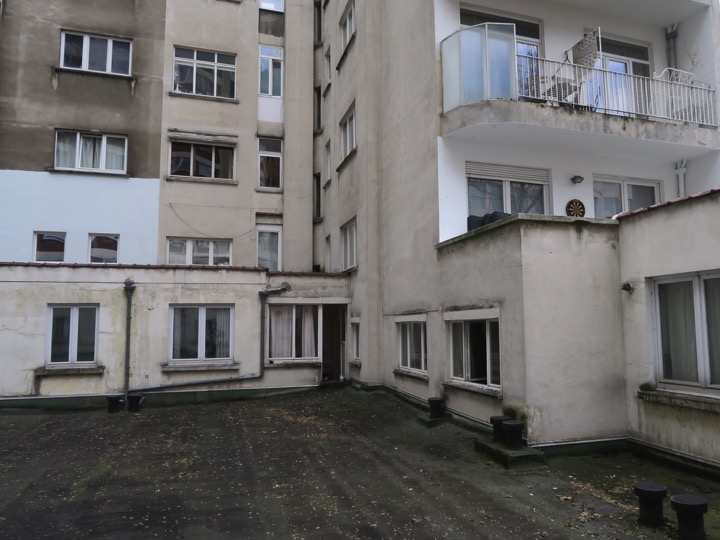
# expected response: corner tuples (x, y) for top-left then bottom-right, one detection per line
(161, 363), (238, 372)
(416, 414), (447, 428)
(34, 366), (105, 377)
(638, 389), (720, 414)
(475, 436), (547, 470)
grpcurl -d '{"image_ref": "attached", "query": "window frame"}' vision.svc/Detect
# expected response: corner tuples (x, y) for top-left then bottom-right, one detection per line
(351, 321), (360, 362)
(325, 141), (332, 182)
(341, 218), (357, 271)
(54, 130), (128, 174)
(60, 31), (132, 76)
(88, 233), (119, 264)
(593, 177), (660, 218)
(449, 319), (501, 389)
(340, 107), (356, 159)
(46, 305), (99, 365)
(259, 45), (284, 97)
(169, 305), (234, 363)
(257, 225), (282, 271)
(340, 1), (356, 53)
(268, 304), (322, 361)
(467, 176), (548, 217)
(173, 46), (237, 100)
(397, 319), (428, 373)
(654, 273), (720, 396)
(257, 137), (283, 190)
(34, 232), (66, 263)
(166, 238), (232, 266)
(168, 140), (235, 182)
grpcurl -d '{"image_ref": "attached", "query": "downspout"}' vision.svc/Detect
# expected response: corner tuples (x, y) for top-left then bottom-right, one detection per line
(676, 159), (688, 198)
(666, 24), (678, 69)
(123, 279), (136, 410)
(125, 282), (292, 394)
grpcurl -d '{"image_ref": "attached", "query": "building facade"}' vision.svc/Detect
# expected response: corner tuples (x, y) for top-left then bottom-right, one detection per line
(2, 0), (720, 466)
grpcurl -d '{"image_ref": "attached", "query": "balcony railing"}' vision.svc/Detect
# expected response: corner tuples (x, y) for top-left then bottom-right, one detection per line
(442, 25), (716, 127)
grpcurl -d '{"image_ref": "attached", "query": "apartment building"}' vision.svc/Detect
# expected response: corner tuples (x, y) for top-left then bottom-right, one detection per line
(2, 0), (720, 466)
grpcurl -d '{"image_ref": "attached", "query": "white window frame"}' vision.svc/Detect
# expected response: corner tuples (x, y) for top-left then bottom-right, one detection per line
(324, 48), (332, 87)
(60, 31), (132, 75)
(173, 47), (236, 99)
(351, 321), (360, 362)
(257, 137), (283, 190)
(325, 141), (332, 181)
(654, 273), (720, 396)
(468, 177), (548, 216)
(88, 234), (119, 264)
(268, 304), (322, 360)
(259, 45), (284, 97)
(46, 305), (99, 365)
(340, 1), (356, 53)
(34, 232), (66, 263)
(340, 107), (356, 159)
(166, 238), (232, 266)
(259, 0), (284, 12)
(397, 317), (428, 373)
(169, 305), (234, 363)
(593, 176), (660, 217)
(54, 130), (128, 174)
(341, 218), (357, 271)
(257, 225), (282, 271)
(448, 318), (501, 390)
(168, 141), (235, 181)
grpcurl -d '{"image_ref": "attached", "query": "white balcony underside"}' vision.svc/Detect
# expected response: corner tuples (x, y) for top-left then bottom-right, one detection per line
(548, 0), (709, 27)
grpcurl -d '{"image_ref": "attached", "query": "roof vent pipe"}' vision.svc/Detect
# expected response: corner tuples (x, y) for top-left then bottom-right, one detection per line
(666, 24), (678, 69)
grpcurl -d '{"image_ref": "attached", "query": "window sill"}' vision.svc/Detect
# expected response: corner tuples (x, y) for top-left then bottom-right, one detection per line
(443, 380), (502, 398)
(256, 187), (283, 194)
(349, 359), (361, 367)
(336, 33), (356, 71)
(266, 360), (323, 368)
(393, 368), (429, 382)
(313, 127), (324, 136)
(49, 167), (129, 178)
(335, 147), (357, 173)
(342, 265), (358, 275)
(166, 175), (238, 185)
(638, 389), (720, 414)
(313, 217), (324, 224)
(168, 91), (239, 104)
(54, 66), (134, 81)
(162, 362), (238, 372)
(35, 365), (105, 377)
(259, 94), (283, 100)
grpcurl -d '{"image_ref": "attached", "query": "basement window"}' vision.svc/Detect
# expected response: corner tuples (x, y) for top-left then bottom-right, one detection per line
(47, 305), (98, 365)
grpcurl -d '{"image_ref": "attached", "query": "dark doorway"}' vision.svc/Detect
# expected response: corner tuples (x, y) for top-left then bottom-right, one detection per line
(322, 305), (346, 381)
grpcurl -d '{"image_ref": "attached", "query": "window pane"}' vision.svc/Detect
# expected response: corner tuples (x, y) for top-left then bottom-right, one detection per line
(468, 320), (488, 383)
(194, 145), (213, 177)
(259, 138), (282, 152)
(55, 131), (77, 168)
(409, 323), (423, 370)
(272, 59), (282, 96)
(658, 281), (698, 382)
(214, 146), (234, 179)
(170, 142), (191, 176)
(295, 305), (318, 358)
(205, 308), (230, 359)
(468, 178), (503, 216)
(400, 325), (409, 368)
(105, 137), (126, 171)
(259, 58), (270, 94)
(88, 37), (108, 72)
(37, 233), (66, 262)
(489, 320), (500, 385)
(195, 66), (215, 96)
(216, 68), (235, 99)
(594, 181), (622, 217)
(705, 279), (720, 385)
(79, 135), (102, 169)
(213, 241), (231, 265)
(90, 235), (118, 263)
(260, 0), (284, 11)
(258, 231), (279, 271)
(192, 240), (210, 265)
(174, 47), (194, 59)
(63, 34), (83, 68)
(217, 53), (235, 65)
(174, 63), (194, 93)
(111, 41), (131, 74)
(196, 50), (215, 62)
(168, 239), (187, 264)
(50, 308), (71, 362)
(451, 323), (464, 378)
(76, 308), (96, 362)
(269, 305), (293, 358)
(259, 155), (281, 188)
(510, 182), (544, 214)
(628, 184), (656, 211)
(173, 308), (199, 359)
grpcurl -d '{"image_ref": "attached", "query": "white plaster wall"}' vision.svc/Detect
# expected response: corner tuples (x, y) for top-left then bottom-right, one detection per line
(258, 95), (283, 123)
(0, 171), (159, 263)
(685, 151), (720, 193)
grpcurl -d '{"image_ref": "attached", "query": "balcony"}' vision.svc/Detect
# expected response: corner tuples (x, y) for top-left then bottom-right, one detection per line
(441, 24), (716, 127)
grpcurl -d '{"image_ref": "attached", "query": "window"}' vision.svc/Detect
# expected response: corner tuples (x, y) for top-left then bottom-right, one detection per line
(325, 141), (332, 181)
(398, 321), (427, 372)
(259, 46), (283, 97)
(269, 304), (319, 359)
(258, 138), (282, 189)
(351, 322), (360, 361)
(341, 219), (356, 270)
(89, 234), (118, 263)
(340, 1), (356, 52)
(173, 47), (236, 99)
(655, 274), (720, 394)
(47, 306), (98, 364)
(257, 226), (281, 271)
(313, 173), (322, 219)
(259, 0), (284, 11)
(450, 319), (501, 388)
(340, 107), (356, 158)
(593, 178), (658, 217)
(171, 306), (233, 361)
(468, 177), (546, 216)
(324, 49), (332, 87)
(170, 141), (234, 180)
(60, 32), (131, 75)
(314, 1), (323, 43)
(55, 130), (127, 173)
(314, 86), (322, 131)
(35, 232), (66, 262)
(167, 239), (231, 265)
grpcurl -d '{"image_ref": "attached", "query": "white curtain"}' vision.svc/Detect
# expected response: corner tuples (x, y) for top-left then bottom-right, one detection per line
(55, 132), (77, 168)
(705, 279), (720, 385)
(105, 137), (125, 171)
(207, 308), (230, 359)
(270, 306), (293, 358)
(80, 135), (101, 168)
(301, 306), (316, 358)
(659, 281), (698, 382)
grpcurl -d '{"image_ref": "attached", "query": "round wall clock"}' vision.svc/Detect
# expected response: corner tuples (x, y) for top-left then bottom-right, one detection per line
(566, 199), (586, 217)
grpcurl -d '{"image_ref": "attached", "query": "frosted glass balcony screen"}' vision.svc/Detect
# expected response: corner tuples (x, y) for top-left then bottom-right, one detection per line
(487, 24), (516, 99)
(441, 32), (460, 111)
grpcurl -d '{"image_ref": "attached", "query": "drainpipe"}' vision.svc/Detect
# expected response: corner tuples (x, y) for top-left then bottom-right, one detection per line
(676, 159), (688, 198)
(666, 24), (678, 69)
(125, 282), (292, 394)
(123, 279), (136, 410)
